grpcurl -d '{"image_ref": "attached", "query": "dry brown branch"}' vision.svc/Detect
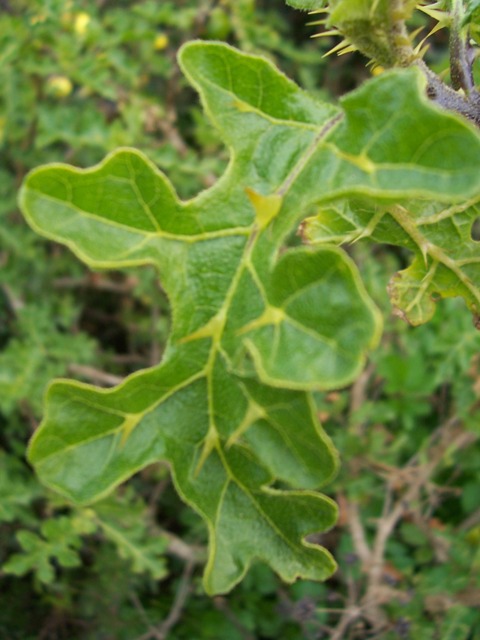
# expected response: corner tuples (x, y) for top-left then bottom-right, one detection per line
(156, 560), (195, 640)
(330, 605), (363, 640)
(346, 498), (371, 569)
(331, 416), (478, 637)
(349, 362), (375, 418)
(150, 304), (161, 366)
(1, 283), (24, 312)
(134, 560), (195, 640)
(361, 418), (476, 629)
(161, 529), (205, 564)
(68, 364), (123, 387)
(457, 506), (480, 532)
(213, 597), (256, 640)
(54, 275), (138, 293)
(130, 592), (165, 640)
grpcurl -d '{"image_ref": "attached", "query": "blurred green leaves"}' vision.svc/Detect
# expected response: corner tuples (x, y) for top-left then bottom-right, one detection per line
(3, 515), (95, 584)
(3, 494), (168, 584)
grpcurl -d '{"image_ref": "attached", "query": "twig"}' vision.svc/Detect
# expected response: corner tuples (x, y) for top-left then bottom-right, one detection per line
(349, 362), (375, 418)
(19, 400), (39, 432)
(361, 418), (476, 629)
(150, 304), (161, 366)
(330, 605), (362, 640)
(68, 364), (123, 387)
(329, 563), (363, 640)
(133, 560), (195, 640)
(457, 506), (480, 532)
(346, 498), (371, 569)
(389, 0), (417, 67)
(387, 0), (480, 126)
(1, 283), (24, 312)
(53, 275), (138, 293)
(418, 59), (480, 126)
(147, 474), (171, 510)
(130, 592), (164, 640)
(161, 529), (205, 564)
(156, 560), (195, 640)
(336, 416), (477, 635)
(213, 597), (255, 640)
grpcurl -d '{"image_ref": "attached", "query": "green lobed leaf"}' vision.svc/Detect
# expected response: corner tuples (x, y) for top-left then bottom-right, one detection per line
(0, 451), (41, 525)
(19, 42), (480, 593)
(89, 498), (169, 580)
(303, 198), (480, 326)
(2, 516), (93, 584)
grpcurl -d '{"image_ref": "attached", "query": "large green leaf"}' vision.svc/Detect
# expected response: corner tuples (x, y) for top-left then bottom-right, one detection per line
(19, 42), (480, 593)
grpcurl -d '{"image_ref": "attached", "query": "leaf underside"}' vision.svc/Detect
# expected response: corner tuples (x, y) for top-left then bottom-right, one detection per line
(19, 42), (480, 593)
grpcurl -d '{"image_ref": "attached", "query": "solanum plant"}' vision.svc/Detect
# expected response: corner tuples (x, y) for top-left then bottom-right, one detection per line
(19, 0), (480, 594)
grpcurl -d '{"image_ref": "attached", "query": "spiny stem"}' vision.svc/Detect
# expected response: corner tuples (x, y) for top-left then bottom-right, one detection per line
(417, 58), (480, 126)
(449, 0), (474, 92)
(388, 0), (416, 67)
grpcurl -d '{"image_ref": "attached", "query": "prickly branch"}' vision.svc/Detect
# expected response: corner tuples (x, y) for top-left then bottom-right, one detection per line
(299, 0), (480, 126)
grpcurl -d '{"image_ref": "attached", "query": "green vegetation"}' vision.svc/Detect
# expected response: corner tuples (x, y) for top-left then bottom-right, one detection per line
(1, 1), (479, 638)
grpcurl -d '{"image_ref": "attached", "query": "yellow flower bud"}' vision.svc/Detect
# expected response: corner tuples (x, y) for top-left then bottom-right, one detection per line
(154, 33), (169, 51)
(46, 76), (73, 98)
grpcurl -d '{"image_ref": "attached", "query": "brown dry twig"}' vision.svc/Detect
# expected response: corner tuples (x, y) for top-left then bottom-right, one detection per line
(331, 417), (477, 637)
(133, 559), (196, 640)
(68, 364), (123, 387)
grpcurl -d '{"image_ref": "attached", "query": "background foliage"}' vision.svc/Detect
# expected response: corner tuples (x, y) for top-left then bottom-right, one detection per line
(0, 1), (479, 638)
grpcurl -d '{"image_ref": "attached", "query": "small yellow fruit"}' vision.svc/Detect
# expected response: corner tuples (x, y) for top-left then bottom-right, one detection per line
(466, 525), (480, 545)
(154, 33), (169, 51)
(74, 12), (91, 36)
(371, 65), (385, 76)
(46, 76), (73, 98)
(30, 14), (47, 25)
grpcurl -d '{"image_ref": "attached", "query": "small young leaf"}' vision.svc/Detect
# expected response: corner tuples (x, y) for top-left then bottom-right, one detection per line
(2, 516), (86, 584)
(91, 497), (169, 580)
(303, 198), (480, 326)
